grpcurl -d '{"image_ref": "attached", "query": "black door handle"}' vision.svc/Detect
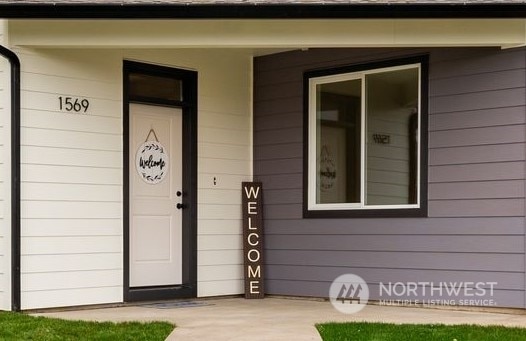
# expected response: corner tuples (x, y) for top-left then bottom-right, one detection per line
(177, 203), (184, 209)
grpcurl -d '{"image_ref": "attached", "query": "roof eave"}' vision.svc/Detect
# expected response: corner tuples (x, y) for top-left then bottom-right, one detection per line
(2, 3), (526, 19)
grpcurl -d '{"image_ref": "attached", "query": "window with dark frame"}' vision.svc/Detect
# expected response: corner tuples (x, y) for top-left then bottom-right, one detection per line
(129, 73), (183, 104)
(305, 57), (428, 217)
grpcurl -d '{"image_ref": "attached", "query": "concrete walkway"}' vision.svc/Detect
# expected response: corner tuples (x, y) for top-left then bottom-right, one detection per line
(35, 297), (526, 340)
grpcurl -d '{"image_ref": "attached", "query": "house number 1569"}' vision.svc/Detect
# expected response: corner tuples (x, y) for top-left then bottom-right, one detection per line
(58, 96), (90, 113)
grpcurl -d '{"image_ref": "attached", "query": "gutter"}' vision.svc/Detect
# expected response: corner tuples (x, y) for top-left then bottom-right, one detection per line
(0, 45), (20, 312)
(0, 4), (526, 19)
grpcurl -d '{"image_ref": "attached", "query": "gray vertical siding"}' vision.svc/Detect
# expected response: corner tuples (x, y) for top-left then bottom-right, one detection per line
(253, 48), (526, 308)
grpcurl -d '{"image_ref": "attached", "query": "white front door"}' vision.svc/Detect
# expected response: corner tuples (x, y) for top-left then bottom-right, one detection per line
(130, 103), (183, 287)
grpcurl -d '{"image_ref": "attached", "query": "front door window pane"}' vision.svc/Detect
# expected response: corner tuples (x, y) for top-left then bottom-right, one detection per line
(129, 73), (182, 102)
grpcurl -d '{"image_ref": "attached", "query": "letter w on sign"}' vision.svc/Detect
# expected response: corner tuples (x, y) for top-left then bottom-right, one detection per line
(242, 182), (265, 299)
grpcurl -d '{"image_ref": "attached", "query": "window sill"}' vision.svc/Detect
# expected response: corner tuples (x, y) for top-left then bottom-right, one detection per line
(303, 205), (428, 218)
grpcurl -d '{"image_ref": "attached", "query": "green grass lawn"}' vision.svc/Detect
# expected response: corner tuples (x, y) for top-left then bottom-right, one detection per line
(317, 322), (526, 341)
(0, 312), (174, 340)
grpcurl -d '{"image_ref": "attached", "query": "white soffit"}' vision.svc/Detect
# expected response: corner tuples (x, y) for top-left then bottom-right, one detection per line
(8, 19), (526, 49)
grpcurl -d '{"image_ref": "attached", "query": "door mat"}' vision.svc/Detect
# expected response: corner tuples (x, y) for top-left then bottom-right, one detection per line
(140, 301), (215, 309)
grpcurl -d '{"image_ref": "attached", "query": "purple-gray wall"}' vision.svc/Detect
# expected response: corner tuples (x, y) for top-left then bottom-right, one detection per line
(253, 48), (526, 308)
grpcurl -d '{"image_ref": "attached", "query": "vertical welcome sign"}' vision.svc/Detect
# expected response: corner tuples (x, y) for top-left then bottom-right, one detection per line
(242, 182), (264, 299)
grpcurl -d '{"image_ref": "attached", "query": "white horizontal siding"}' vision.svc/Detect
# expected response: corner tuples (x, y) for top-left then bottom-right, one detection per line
(22, 270), (122, 291)
(21, 73), (120, 100)
(22, 287), (122, 310)
(22, 254), (121, 273)
(21, 91), (120, 118)
(21, 202), (122, 219)
(199, 219), (242, 235)
(200, 110), (251, 129)
(198, 189), (242, 205)
(198, 264), (242, 282)
(22, 109), (121, 134)
(199, 143), (251, 161)
(199, 158), (250, 176)
(198, 204), (243, 220)
(199, 127), (250, 146)
(198, 235), (242, 251)
(21, 219), (121, 237)
(198, 279), (243, 297)
(22, 127), (121, 151)
(195, 52), (250, 296)
(23, 165), (121, 185)
(15, 48), (251, 309)
(13, 48), (120, 81)
(22, 236), (122, 255)
(198, 173), (251, 190)
(22, 183), (121, 202)
(199, 250), (242, 266)
(17, 48), (130, 309)
(22, 146), (121, 169)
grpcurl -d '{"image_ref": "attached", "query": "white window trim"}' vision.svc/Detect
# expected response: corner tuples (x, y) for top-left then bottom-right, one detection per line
(308, 63), (421, 211)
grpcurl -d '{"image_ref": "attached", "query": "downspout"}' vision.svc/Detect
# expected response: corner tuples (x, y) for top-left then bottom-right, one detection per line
(0, 45), (20, 312)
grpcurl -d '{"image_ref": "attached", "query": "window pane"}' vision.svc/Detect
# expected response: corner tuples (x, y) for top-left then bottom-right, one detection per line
(316, 79), (362, 204)
(365, 67), (419, 205)
(129, 73), (182, 102)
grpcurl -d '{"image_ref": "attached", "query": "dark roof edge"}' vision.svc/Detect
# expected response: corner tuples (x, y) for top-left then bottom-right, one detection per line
(2, 4), (526, 19)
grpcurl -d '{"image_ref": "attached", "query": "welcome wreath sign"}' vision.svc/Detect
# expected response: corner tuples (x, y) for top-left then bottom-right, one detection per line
(136, 140), (169, 185)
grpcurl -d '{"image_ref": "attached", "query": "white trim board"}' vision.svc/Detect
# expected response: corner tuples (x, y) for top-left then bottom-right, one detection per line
(7, 19), (526, 49)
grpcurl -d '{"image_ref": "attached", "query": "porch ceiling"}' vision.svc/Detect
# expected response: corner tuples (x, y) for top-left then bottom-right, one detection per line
(8, 19), (526, 49)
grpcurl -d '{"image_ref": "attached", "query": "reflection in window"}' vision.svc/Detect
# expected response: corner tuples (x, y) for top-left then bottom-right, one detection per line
(129, 73), (182, 102)
(310, 64), (420, 209)
(316, 79), (361, 204)
(366, 68), (419, 205)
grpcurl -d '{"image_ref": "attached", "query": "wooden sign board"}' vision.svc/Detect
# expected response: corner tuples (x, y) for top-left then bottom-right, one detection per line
(242, 182), (264, 299)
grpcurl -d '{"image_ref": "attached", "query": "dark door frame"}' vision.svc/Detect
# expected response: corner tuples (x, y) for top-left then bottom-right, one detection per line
(123, 60), (197, 302)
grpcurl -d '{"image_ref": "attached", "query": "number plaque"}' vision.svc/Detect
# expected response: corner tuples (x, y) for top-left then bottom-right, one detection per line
(58, 96), (90, 113)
